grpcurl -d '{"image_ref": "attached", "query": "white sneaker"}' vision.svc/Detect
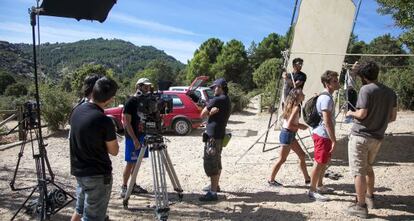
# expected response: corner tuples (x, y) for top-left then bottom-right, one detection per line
(308, 190), (329, 202)
(317, 186), (334, 194)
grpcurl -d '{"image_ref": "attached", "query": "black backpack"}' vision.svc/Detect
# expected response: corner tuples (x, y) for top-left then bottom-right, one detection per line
(302, 92), (329, 128)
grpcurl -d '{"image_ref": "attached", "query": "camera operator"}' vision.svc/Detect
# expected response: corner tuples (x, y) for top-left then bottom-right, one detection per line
(120, 78), (151, 198)
(69, 77), (119, 221)
(199, 78), (231, 202)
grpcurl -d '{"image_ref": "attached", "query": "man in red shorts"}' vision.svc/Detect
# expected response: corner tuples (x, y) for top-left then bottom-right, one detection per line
(308, 70), (340, 201)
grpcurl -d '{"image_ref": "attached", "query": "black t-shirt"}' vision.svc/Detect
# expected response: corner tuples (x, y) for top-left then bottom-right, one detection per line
(69, 103), (116, 177)
(123, 96), (141, 138)
(206, 94), (231, 139)
(283, 71), (307, 100)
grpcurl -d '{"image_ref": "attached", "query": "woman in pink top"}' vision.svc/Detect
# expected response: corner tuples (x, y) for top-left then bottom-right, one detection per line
(268, 88), (310, 186)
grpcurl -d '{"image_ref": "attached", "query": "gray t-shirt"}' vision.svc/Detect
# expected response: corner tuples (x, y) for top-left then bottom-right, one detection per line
(312, 90), (335, 138)
(351, 83), (397, 140)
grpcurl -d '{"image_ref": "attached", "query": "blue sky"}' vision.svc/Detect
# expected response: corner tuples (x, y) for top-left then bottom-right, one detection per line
(0, 0), (402, 63)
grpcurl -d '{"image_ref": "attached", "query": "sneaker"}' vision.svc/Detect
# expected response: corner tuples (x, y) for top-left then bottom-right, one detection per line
(202, 185), (221, 192)
(268, 180), (283, 187)
(366, 195), (375, 209)
(308, 190), (329, 202)
(345, 202), (368, 218)
(317, 186), (334, 194)
(132, 184), (148, 194)
(120, 185), (127, 198)
(199, 191), (218, 202)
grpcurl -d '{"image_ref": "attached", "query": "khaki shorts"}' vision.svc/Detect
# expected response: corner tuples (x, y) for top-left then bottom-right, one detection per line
(348, 134), (382, 177)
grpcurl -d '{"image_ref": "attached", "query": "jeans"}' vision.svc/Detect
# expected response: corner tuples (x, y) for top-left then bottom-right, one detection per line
(75, 175), (112, 221)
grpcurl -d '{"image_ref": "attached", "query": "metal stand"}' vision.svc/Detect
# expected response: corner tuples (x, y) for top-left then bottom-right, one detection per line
(123, 134), (183, 221)
(10, 8), (75, 221)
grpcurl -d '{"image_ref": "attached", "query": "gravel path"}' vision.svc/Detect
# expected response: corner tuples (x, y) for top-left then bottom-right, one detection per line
(1, 98), (413, 220)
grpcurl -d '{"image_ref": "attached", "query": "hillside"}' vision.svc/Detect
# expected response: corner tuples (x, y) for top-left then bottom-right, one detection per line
(0, 41), (33, 80)
(0, 38), (185, 81)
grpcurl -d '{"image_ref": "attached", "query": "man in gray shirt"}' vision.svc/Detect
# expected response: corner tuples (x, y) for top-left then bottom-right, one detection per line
(345, 61), (397, 218)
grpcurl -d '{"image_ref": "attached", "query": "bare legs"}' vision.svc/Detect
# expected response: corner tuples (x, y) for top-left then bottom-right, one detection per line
(310, 163), (327, 191)
(123, 162), (135, 186)
(210, 170), (221, 192)
(269, 139), (310, 182)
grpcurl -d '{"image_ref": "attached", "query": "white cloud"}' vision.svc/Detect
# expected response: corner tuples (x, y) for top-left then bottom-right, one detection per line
(110, 13), (197, 36)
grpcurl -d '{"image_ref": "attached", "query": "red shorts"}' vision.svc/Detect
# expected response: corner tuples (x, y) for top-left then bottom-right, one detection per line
(312, 134), (332, 164)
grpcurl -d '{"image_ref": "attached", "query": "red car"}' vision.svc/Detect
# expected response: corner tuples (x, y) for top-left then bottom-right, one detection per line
(105, 76), (208, 135)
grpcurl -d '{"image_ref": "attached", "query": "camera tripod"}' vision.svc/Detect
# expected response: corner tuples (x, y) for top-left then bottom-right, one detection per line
(123, 134), (183, 221)
(9, 115), (74, 220)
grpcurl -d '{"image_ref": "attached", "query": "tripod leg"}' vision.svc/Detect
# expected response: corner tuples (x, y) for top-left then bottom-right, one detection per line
(11, 186), (38, 220)
(10, 130), (28, 191)
(123, 146), (147, 208)
(160, 148), (183, 196)
(151, 147), (169, 220)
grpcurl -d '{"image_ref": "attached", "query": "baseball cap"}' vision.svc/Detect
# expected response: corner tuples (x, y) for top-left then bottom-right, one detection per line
(209, 78), (227, 88)
(136, 78), (152, 86)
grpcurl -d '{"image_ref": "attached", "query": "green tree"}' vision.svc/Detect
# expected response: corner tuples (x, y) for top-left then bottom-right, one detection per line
(376, 0), (414, 51)
(71, 64), (113, 97)
(212, 39), (251, 89)
(186, 50), (211, 82)
(380, 67), (414, 110)
(364, 34), (408, 68)
(198, 38), (224, 64)
(135, 59), (175, 88)
(187, 38), (224, 82)
(4, 83), (28, 97)
(250, 33), (286, 70)
(252, 58), (283, 89)
(0, 71), (16, 94)
(345, 34), (367, 64)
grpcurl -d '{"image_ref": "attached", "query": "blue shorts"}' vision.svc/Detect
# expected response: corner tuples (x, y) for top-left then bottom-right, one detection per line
(279, 128), (296, 145)
(125, 134), (148, 162)
(75, 175), (112, 221)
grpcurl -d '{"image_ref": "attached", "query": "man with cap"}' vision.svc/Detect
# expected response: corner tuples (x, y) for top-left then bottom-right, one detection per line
(282, 58), (307, 105)
(120, 78), (151, 198)
(199, 78), (231, 201)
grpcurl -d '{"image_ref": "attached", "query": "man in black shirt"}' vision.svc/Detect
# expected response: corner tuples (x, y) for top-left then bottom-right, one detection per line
(120, 78), (151, 198)
(283, 58), (307, 104)
(70, 77), (119, 221)
(199, 78), (231, 201)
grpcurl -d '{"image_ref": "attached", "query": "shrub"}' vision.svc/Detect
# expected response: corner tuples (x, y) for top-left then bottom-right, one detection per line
(40, 84), (75, 131)
(227, 82), (249, 112)
(0, 71), (16, 94)
(4, 83), (28, 97)
(380, 67), (414, 110)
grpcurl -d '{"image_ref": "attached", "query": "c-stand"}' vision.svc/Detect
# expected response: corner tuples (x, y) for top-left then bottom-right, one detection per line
(123, 133), (183, 221)
(9, 8), (74, 221)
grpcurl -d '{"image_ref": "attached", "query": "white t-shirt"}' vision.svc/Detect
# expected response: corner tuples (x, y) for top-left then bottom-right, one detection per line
(312, 90), (335, 138)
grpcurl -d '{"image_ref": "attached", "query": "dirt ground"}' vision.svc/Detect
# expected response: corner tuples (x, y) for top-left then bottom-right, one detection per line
(1, 97), (413, 220)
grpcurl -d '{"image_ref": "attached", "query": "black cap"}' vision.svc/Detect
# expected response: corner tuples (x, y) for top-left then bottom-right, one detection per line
(209, 78), (227, 88)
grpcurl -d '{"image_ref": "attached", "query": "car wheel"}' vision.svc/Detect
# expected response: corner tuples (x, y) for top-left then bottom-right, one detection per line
(173, 118), (191, 135)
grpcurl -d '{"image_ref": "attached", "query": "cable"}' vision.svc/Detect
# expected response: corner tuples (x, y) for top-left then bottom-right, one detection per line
(291, 51), (414, 57)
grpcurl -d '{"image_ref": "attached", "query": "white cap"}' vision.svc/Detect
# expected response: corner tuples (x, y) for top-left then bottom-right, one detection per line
(136, 78), (152, 86)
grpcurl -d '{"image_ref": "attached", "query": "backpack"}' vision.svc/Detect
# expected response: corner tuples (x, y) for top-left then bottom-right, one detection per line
(302, 92), (329, 128)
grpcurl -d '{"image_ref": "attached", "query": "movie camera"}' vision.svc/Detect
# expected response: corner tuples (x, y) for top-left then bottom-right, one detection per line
(136, 91), (173, 134)
(22, 101), (39, 129)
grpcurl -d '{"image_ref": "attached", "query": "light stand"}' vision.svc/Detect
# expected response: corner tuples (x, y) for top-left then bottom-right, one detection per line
(10, 8), (74, 221)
